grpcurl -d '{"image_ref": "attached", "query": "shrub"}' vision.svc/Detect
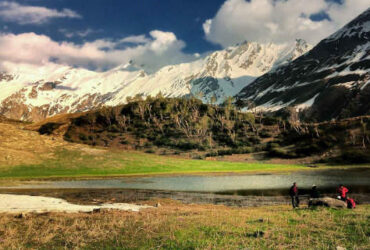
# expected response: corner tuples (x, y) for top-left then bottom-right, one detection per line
(231, 147), (253, 154)
(339, 149), (370, 163)
(267, 142), (280, 150)
(205, 151), (218, 157)
(176, 140), (200, 151)
(268, 147), (297, 158)
(64, 133), (71, 140)
(38, 123), (62, 135)
(259, 129), (272, 138)
(79, 133), (88, 141)
(109, 124), (120, 132)
(217, 149), (233, 156)
(120, 138), (128, 145)
(192, 154), (205, 160)
(295, 144), (322, 156)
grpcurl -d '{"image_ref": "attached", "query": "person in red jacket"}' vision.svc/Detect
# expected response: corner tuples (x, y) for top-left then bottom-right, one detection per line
(337, 184), (349, 201)
(289, 182), (299, 208)
(346, 197), (356, 209)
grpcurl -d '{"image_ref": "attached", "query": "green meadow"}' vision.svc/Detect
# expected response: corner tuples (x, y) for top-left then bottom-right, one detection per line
(0, 148), (319, 179)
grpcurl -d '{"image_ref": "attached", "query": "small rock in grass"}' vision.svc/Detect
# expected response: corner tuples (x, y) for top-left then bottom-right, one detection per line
(253, 230), (265, 238)
(93, 208), (101, 213)
(14, 213), (26, 219)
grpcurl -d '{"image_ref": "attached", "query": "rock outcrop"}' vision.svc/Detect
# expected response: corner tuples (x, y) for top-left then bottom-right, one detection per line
(308, 197), (347, 208)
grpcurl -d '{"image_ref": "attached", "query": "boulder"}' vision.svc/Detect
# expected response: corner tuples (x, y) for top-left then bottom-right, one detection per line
(308, 197), (347, 208)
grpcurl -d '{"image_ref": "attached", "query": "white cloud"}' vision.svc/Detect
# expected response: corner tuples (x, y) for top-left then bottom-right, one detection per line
(0, 1), (81, 25)
(59, 28), (95, 38)
(203, 0), (370, 47)
(120, 35), (150, 44)
(0, 30), (196, 73)
(326, 0), (370, 28)
(203, 19), (212, 35)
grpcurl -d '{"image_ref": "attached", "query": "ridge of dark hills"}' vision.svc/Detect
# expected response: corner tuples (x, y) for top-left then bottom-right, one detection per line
(36, 97), (370, 164)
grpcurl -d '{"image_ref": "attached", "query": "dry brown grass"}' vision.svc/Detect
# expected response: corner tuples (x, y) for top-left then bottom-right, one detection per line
(0, 200), (368, 249)
(24, 112), (83, 133)
(0, 120), (109, 167)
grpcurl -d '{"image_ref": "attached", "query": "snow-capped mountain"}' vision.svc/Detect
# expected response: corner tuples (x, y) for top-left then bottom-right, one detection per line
(236, 8), (370, 121)
(0, 39), (311, 121)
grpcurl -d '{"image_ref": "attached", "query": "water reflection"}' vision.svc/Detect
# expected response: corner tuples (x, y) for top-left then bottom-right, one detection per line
(2, 168), (369, 193)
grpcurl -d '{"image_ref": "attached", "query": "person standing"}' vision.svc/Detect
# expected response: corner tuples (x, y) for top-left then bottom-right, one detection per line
(289, 182), (299, 208)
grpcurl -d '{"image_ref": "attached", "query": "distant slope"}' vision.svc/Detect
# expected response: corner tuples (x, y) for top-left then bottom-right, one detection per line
(236, 8), (370, 121)
(38, 97), (370, 163)
(0, 40), (311, 122)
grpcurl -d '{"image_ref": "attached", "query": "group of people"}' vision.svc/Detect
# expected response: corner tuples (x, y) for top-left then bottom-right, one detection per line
(289, 182), (356, 209)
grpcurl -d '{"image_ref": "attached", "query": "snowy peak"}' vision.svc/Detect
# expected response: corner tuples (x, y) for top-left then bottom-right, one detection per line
(201, 40), (312, 79)
(189, 40), (312, 103)
(114, 60), (146, 73)
(326, 8), (370, 42)
(236, 8), (370, 121)
(0, 39), (312, 122)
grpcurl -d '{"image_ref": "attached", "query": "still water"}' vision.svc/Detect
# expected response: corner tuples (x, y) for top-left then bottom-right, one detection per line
(2, 168), (369, 193)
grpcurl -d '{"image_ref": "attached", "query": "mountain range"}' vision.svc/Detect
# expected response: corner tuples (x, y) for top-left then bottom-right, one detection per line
(0, 8), (369, 122)
(0, 39), (311, 122)
(236, 8), (370, 121)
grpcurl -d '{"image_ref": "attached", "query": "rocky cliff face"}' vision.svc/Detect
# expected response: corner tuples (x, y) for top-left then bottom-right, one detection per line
(236, 8), (370, 121)
(0, 40), (311, 122)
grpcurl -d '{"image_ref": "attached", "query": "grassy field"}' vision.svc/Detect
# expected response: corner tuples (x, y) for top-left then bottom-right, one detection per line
(0, 200), (368, 249)
(0, 121), (367, 179)
(0, 121), (305, 179)
(0, 147), (313, 179)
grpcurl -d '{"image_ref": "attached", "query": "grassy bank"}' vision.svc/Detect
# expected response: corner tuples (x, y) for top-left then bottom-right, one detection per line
(0, 121), (367, 180)
(0, 200), (368, 249)
(0, 148), (314, 179)
(2, 114), (369, 180)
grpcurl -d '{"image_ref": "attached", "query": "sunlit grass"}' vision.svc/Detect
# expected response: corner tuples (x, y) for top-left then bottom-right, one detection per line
(0, 148), (312, 179)
(0, 202), (368, 249)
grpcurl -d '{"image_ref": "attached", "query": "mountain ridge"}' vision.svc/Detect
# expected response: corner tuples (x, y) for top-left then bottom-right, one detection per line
(0, 39), (311, 122)
(236, 8), (370, 121)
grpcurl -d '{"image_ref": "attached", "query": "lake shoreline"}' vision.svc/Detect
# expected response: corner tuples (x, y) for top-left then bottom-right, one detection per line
(1, 165), (369, 183)
(2, 188), (369, 208)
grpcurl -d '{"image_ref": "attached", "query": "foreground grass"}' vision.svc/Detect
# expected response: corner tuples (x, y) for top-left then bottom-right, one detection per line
(0, 201), (368, 249)
(0, 148), (317, 179)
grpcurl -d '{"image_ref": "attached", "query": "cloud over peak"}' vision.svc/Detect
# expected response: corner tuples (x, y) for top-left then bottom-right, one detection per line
(0, 30), (196, 73)
(0, 1), (81, 25)
(203, 0), (370, 47)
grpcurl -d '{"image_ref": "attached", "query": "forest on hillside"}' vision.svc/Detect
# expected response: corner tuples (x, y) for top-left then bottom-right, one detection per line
(39, 96), (370, 164)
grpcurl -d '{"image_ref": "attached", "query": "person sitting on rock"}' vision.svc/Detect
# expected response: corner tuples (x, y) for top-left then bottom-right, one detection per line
(289, 182), (299, 208)
(310, 184), (320, 198)
(337, 184), (349, 201)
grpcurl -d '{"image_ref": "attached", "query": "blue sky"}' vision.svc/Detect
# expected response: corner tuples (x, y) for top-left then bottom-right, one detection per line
(0, 0), (368, 72)
(2, 0), (226, 54)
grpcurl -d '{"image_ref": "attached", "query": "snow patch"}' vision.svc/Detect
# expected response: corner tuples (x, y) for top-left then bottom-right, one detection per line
(295, 94), (319, 111)
(0, 194), (152, 213)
